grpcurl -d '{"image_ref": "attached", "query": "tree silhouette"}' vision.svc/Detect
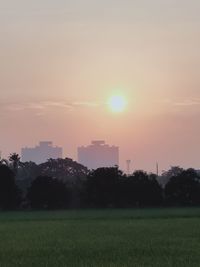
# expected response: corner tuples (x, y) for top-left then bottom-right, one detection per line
(39, 158), (88, 182)
(3, 154), (200, 210)
(123, 171), (163, 207)
(0, 165), (21, 210)
(27, 176), (69, 209)
(38, 158), (88, 208)
(160, 166), (184, 187)
(9, 153), (21, 176)
(165, 168), (200, 206)
(85, 167), (123, 208)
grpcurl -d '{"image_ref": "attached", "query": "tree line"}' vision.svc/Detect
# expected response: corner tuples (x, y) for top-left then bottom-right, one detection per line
(0, 153), (200, 210)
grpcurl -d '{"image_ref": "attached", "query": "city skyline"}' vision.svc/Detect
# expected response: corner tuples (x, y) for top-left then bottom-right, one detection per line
(2, 140), (120, 169)
(1, 1), (200, 172)
(0, 137), (198, 174)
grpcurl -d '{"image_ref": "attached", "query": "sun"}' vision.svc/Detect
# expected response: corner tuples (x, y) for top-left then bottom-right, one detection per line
(108, 95), (127, 113)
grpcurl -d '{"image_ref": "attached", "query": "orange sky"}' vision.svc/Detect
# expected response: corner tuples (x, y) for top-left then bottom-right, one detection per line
(1, 0), (200, 172)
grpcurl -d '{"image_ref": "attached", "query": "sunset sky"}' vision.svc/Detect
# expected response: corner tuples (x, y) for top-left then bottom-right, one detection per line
(1, 0), (200, 172)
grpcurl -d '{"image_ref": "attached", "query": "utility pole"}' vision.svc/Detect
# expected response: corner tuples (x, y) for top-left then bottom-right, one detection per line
(156, 162), (159, 177)
(126, 160), (131, 176)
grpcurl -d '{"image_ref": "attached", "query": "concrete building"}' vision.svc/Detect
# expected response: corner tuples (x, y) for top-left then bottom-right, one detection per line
(21, 141), (62, 164)
(78, 140), (119, 170)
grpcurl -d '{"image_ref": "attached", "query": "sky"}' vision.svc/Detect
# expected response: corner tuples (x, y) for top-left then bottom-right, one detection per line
(1, 0), (200, 173)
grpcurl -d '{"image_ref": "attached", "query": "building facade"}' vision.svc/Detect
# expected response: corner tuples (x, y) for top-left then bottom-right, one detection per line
(21, 141), (62, 164)
(78, 140), (119, 170)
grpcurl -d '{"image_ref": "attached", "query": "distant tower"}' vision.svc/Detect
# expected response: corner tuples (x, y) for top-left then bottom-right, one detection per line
(126, 160), (131, 176)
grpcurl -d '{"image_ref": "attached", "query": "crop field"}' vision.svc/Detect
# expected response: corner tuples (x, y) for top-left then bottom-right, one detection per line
(0, 208), (200, 266)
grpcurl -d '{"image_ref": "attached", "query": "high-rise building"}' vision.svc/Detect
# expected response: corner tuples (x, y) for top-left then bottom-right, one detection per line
(21, 141), (62, 164)
(78, 140), (119, 170)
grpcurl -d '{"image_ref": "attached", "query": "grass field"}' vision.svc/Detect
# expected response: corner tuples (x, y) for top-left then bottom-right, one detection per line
(0, 208), (200, 266)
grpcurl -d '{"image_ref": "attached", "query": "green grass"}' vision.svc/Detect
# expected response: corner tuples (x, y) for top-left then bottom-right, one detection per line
(0, 208), (200, 266)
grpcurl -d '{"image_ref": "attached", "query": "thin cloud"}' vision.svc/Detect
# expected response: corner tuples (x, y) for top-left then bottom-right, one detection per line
(73, 101), (100, 107)
(41, 101), (73, 109)
(1, 100), (99, 113)
(161, 98), (200, 107)
(2, 102), (46, 112)
(173, 99), (200, 107)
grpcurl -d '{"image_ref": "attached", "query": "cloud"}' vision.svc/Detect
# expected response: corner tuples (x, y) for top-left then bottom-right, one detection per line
(2, 102), (45, 112)
(173, 98), (200, 107)
(0, 99), (99, 114)
(41, 101), (73, 109)
(73, 101), (100, 107)
(161, 97), (200, 108)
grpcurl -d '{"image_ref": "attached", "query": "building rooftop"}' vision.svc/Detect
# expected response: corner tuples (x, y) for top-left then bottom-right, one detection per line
(91, 140), (106, 146)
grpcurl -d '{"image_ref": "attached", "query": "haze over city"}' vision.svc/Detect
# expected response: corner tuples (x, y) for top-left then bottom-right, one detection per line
(1, 0), (200, 172)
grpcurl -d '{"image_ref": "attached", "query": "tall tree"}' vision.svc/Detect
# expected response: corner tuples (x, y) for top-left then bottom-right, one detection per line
(39, 158), (88, 182)
(123, 171), (163, 207)
(9, 153), (21, 176)
(27, 176), (69, 209)
(160, 166), (184, 187)
(85, 167), (123, 208)
(0, 165), (21, 209)
(165, 169), (200, 206)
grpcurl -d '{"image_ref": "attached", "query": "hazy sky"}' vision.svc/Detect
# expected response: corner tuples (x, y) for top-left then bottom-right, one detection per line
(1, 0), (200, 172)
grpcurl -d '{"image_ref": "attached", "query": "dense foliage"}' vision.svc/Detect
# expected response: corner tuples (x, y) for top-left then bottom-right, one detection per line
(0, 154), (200, 210)
(0, 165), (21, 210)
(27, 176), (69, 209)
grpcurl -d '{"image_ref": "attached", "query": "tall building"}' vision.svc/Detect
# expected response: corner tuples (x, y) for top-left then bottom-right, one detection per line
(78, 140), (119, 170)
(21, 141), (62, 164)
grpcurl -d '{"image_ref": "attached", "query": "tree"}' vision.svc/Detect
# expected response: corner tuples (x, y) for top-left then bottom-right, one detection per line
(0, 165), (21, 209)
(165, 168), (200, 206)
(160, 166), (184, 187)
(9, 153), (21, 176)
(38, 158), (89, 208)
(27, 176), (69, 209)
(123, 171), (163, 207)
(39, 158), (88, 182)
(85, 167), (123, 208)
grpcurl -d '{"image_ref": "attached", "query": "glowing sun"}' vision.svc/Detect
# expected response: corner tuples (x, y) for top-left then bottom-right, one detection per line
(108, 95), (127, 113)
